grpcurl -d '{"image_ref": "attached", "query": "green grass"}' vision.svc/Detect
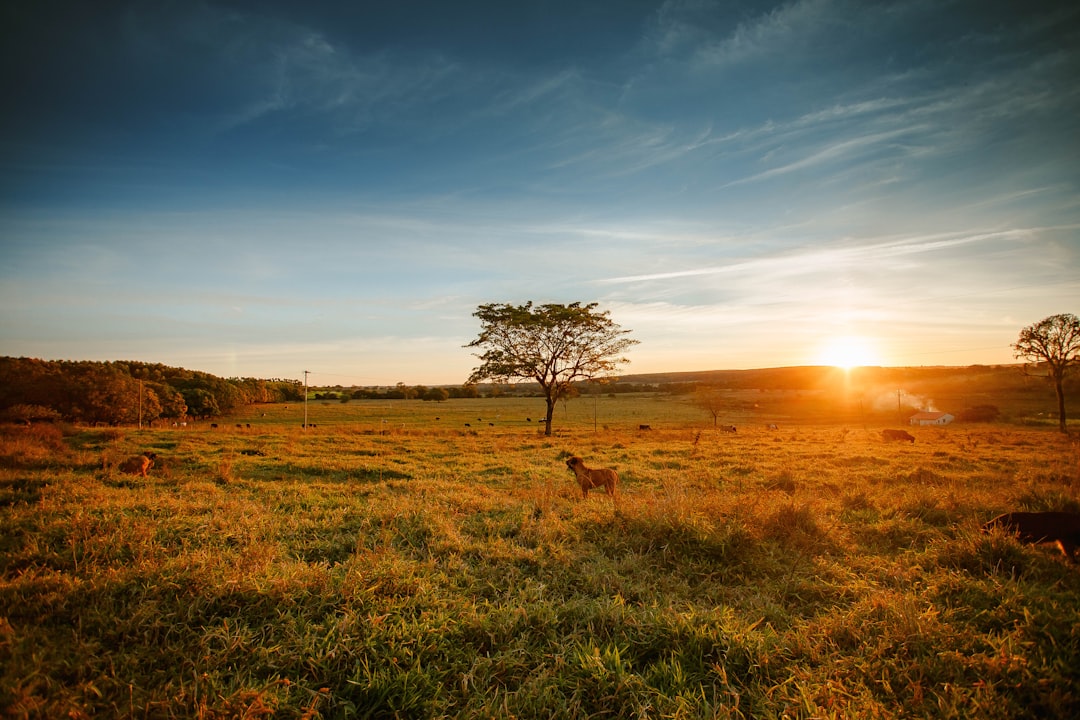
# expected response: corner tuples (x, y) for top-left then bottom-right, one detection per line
(2, 399), (1079, 718)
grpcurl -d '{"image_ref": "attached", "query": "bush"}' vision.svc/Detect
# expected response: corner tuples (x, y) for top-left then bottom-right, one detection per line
(3, 404), (62, 425)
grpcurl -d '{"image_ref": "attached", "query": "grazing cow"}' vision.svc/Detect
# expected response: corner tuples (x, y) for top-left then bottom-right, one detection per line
(210, 423), (218, 429)
(767, 424), (779, 430)
(464, 423), (471, 427)
(983, 511), (1080, 563)
(882, 429), (915, 443)
(118, 452), (157, 477)
(721, 425), (737, 433)
(639, 424), (651, 431)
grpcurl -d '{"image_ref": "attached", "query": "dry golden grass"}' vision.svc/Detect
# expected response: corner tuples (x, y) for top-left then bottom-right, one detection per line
(1, 400), (1079, 718)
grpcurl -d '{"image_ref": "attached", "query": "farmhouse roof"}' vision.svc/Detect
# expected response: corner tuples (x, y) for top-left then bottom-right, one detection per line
(909, 411), (949, 421)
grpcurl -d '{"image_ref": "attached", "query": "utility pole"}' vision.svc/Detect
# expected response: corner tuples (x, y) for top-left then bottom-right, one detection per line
(138, 379), (143, 429)
(304, 370), (310, 429)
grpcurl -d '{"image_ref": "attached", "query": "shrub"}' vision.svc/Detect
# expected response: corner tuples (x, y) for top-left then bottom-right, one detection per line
(3, 404), (62, 425)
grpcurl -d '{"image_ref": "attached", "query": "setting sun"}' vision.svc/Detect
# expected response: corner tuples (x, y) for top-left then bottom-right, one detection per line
(816, 335), (881, 369)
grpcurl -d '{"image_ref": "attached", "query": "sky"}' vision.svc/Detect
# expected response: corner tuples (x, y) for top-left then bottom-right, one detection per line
(1, 0), (1078, 386)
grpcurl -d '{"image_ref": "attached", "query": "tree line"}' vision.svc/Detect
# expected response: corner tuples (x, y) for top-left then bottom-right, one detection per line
(325, 380), (672, 402)
(0, 357), (303, 425)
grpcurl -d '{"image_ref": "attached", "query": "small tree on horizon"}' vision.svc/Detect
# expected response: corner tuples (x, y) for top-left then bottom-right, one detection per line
(693, 385), (726, 428)
(1013, 313), (1080, 434)
(465, 301), (638, 436)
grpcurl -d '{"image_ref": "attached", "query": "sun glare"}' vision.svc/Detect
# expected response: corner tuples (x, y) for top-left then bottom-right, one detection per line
(816, 335), (880, 370)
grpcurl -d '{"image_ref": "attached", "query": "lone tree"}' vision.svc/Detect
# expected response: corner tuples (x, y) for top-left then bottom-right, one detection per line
(466, 301), (638, 436)
(693, 386), (727, 428)
(1013, 313), (1080, 434)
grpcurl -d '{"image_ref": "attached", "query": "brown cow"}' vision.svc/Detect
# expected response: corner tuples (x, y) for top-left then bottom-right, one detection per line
(118, 451), (157, 477)
(881, 429), (915, 443)
(983, 511), (1080, 563)
(565, 456), (619, 501)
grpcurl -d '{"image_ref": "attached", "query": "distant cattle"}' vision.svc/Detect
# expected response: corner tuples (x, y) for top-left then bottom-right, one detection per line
(210, 423), (218, 429)
(882, 429), (915, 443)
(767, 424), (779, 430)
(721, 425), (737, 433)
(639, 424), (651, 431)
(983, 511), (1080, 562)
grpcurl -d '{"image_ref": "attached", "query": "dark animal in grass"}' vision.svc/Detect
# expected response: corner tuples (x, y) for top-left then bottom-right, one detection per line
(118, 452), (157, 477)
(983, 511), (1080, 563)
(881, 429), (915, 443)
(565, 456), (618, 501)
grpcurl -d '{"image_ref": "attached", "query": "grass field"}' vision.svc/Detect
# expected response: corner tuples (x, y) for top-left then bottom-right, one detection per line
(2, 395), (1079, 718)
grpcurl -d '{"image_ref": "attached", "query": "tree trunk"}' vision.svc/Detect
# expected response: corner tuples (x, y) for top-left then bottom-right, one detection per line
(544, 395), (556, 436)
(1056, 375), (1068, 434)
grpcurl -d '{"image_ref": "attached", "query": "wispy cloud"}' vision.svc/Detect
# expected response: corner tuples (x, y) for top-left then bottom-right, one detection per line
(597, 228), (1031, 285)
(690, 0), (840, 67)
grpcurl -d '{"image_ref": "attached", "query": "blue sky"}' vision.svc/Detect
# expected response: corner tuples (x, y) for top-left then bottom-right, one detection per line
(2, 0), (1078, 385)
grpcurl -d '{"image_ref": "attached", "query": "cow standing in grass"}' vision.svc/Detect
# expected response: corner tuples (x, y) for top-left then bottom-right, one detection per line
(118, 452), (157, 477)
(983, 511), (1080, 563)
(565, 456), (619, 502)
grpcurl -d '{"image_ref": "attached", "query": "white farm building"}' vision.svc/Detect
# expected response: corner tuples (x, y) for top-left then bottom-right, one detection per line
(909, 411), (954, 426)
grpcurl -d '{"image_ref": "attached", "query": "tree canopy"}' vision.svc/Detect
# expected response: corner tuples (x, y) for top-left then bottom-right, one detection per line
(466, 301), (637, 435)
(1013, 313), (1080, 433)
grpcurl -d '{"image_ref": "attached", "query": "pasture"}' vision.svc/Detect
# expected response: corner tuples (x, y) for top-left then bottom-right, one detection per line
(2, 395), (1079, 718)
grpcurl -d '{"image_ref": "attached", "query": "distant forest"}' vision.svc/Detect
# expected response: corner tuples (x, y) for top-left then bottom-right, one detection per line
(0, 357), (304, 425)
(1, 357), (1069, 427)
